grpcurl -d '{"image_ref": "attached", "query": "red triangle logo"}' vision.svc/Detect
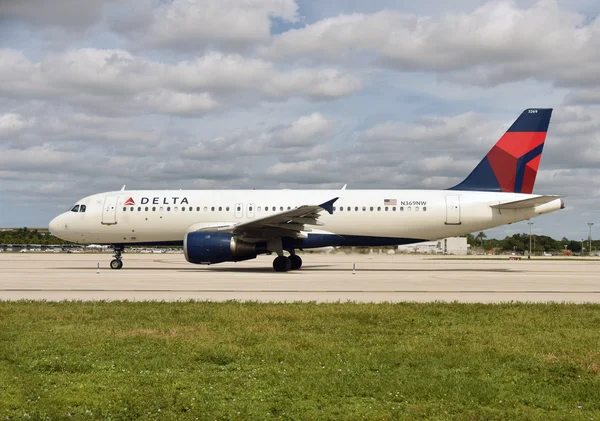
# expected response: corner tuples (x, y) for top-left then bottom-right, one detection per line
(124, 197), (135, 206)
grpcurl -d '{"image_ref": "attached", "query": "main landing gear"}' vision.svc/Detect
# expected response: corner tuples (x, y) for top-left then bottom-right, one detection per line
(110, 245), (124, 270)
(272, 253), (302, 272)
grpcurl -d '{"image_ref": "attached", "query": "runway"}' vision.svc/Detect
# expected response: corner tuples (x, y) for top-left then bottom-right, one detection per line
(1, 253), (599, 303)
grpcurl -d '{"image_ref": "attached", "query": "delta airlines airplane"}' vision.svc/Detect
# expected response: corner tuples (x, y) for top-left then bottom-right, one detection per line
(49, 109), (564, 271)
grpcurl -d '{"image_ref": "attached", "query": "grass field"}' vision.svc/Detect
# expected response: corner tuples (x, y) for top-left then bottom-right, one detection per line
(1, 302), (599, 420)
(428, 257), (600, 261)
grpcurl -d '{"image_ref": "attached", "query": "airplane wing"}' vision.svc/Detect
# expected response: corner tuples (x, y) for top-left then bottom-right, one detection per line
(491, 195), (562, 210)
(193, 197), (339, 241)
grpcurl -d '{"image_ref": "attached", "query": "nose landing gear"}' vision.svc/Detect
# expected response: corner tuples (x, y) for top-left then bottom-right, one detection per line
(110, 245), (124, 269)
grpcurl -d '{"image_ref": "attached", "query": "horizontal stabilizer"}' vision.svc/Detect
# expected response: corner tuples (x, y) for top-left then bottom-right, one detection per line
(491, 195), (562, 210)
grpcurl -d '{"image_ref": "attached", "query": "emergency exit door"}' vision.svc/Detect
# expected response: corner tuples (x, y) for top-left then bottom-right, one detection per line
(445, 195), (461, 225)
(101, 196), (119, 225)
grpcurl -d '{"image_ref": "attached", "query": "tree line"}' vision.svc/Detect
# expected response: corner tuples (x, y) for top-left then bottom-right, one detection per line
(0, 228), (70, 246)
(0, 227), (598, 254)
(465, 232), (599, 254)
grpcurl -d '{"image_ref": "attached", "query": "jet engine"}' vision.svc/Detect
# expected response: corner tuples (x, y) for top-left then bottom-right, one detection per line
(184, 232), (265, 264)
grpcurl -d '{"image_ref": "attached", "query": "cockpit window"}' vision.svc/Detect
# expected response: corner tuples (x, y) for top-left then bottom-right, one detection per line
(80, 205), (86, 213)
(71, 205), (80, 212)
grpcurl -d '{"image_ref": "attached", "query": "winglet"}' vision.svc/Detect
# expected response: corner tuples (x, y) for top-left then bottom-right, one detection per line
(319, 197), (338, 214)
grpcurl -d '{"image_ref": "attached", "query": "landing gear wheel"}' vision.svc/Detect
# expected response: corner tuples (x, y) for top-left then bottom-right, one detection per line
(289, 255), (302, 270)
(110, 245), (124, 270)
(273, 256), (292, 272)
(110, 259), (123, 270)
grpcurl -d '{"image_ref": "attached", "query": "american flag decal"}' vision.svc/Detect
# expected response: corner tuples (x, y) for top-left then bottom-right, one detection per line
(384, 198), (397, 206)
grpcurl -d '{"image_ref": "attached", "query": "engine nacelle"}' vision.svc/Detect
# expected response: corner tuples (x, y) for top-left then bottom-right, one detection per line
(184, 232), (261, 264)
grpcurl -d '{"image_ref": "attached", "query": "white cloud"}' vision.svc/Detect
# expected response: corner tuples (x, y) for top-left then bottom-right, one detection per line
(263, 0), (600, 91)
(113, 0), (298, 52)
(0, 0), (116, 30)
(565, 87), (600, 105)
(360, 112), (499, 157)
(139, 91), (220, 115)
(0, 113), (35, 138)
(183, 112), (334, 160)
(167, 53), (362, 100)
(0, 49), (361, 117)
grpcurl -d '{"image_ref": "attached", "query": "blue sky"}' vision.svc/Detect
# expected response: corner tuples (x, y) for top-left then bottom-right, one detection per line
(0, 0), (598, 241)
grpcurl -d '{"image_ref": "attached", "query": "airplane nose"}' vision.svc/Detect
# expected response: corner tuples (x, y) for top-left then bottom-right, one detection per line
(49, 216), (61, 235)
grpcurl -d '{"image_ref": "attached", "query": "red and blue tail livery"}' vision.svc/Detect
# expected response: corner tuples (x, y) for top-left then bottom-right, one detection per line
(451, 108), (552, 193)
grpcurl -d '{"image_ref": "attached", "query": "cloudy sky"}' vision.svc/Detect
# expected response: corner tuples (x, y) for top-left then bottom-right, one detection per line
(0, 0), (598, 240)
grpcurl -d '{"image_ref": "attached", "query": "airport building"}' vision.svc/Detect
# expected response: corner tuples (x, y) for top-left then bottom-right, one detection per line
(397, 237), (469, 255)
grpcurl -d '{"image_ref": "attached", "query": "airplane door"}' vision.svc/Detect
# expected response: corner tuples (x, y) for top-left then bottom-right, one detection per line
(235, 203), (243, 218)
(102, 196), (119, 225)
(247, 203), (255, 219)
(445, 195), (461, 225)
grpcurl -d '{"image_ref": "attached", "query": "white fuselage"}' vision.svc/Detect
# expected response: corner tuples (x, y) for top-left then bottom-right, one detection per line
(49, 189), (563, 246)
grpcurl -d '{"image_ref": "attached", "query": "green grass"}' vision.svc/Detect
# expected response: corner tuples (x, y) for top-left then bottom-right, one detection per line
(427, 257), (599, 261)
(1, 302), (599, 420)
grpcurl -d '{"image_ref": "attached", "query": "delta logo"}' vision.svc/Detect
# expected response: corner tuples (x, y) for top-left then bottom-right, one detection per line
(124, 197), (135, 206)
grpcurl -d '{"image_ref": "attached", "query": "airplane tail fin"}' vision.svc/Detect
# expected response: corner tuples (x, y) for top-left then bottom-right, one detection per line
(450, 108), (552, 193)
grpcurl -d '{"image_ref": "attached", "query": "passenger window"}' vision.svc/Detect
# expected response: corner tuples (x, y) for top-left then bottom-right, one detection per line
(152, 207), (156, 211)
(182, 207), (185, 212)
(362, 206), (366, 211)
(258, 206), (261, 211)
(339, 207), (343, 212)
(250, 206), (253, 211)
(347, 207), (351, 211)
(137, 207), (141, 211)
(196, 207), (200, 211)
(385, 207), (388, 211)
(287, 206), (290, 210)
(400, 206), (404, 211)
(370, 207), (373, 211)
(355, 206), (358, 211)
(130, 207), (134, 212)
(237, 206), (241, 211)
(80, 205), (86, 213)
(160, 207), (164, 212)
(211, 207), (215, 211)
(423, 206), (427, 212)
(377, 207), (381, 211)
(226, 206), (230, 211)
(392, 206), (396, 211)
(280, 206), (284, 211)
(415, 207), (419, 212)
(145, 207), (148, 211)
(407, 206), (412, 211)
(123, 207), (126, 212)
(174, 207), (178, 211)
(167, 207), (171, 211)
(219, 206), (223, 211)
(204, 207), (208, 212)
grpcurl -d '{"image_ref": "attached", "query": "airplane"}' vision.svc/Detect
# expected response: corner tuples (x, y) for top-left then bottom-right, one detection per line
(49, 108), (564, 272)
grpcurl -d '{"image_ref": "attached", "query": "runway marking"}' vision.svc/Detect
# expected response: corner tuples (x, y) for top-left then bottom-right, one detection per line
(2, 289), (600, 293)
